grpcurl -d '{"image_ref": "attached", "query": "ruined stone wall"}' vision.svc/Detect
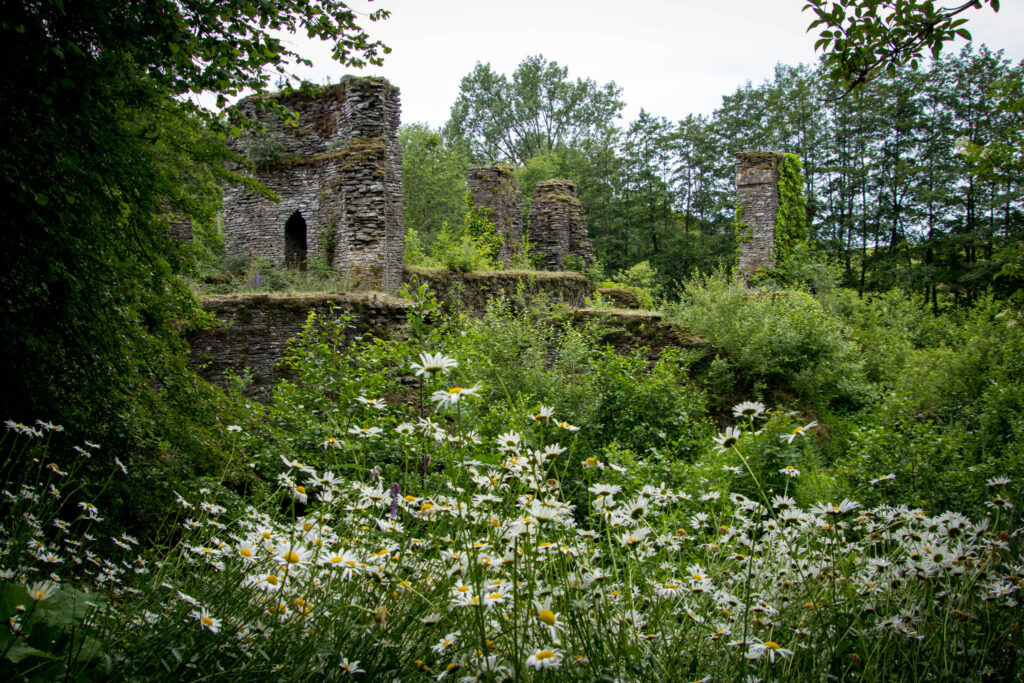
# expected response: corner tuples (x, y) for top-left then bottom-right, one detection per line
(222, 77), (404, 291)
(466, 167), (523, 266)
(528, 180), (593, 271)
(404, 267), (593, 311)
(189, 286), (710, 403)
(189, 292), (408, 402)
(735, 151), (783, 277)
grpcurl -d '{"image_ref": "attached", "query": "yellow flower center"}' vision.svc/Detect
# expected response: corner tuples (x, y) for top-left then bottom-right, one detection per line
(261, 531), (272, 539)
(449, 387), (463, 394)
(539, 609), (556, 626)
(295, 486), (306, 494)
(284, 552), (300, 564)
(764, 641), (780, 649)
(266, 574), (279, 585)
(457, 585), (470, 592)
(664, 583), (678, 590)
(201, 616), (214, 627)
(536, 650), (555, 660)
(240, 548), (252, 558)
(31, 590), (45, 600)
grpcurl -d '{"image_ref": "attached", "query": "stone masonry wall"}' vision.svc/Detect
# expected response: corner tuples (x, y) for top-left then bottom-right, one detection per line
(528, 179), (593, 271)
(189, 292), (408, 402)
(404, 267), (593, 312)
(735, 151), (783, 277)
(222, 77), (404, 291)
(466, 167), (523, 266)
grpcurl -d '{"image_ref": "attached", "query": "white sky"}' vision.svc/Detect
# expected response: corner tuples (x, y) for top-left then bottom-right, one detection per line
(276, 0), (1024, 129)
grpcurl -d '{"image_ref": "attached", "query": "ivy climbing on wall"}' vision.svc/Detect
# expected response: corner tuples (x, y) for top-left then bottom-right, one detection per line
(774, 153), (809, 267)
(463, 192), (503, 263)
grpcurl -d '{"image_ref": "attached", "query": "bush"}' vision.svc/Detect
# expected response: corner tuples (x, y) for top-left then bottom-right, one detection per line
(411, 193), (503, 273)
(670, 271), (870, 408)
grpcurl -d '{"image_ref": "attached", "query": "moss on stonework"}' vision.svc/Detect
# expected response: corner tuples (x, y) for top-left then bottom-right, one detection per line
(738, 150), (784, 170)
(260, 76), (396, 108)
(276, 136), (387, 168)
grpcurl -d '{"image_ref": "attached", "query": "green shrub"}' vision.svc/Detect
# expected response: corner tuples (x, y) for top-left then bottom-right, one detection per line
(670, 271), (870, 408)
(416, 194), (502, 273)
(239, 130), (287, 169)
(614, 260), (663, 298)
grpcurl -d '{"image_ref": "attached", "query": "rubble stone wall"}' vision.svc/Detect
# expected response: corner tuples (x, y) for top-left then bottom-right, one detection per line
(404, 267), (593, 311)
(466, 167), (523, 266)
(735, 151), (783, 277)
(222, 77), (404, 291)
(528, 179), (593, 271)
(189, 292), (408, 402)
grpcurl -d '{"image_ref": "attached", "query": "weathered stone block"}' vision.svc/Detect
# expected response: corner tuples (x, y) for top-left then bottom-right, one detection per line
(467, 167), (524, 266)
(735, 151), (783, 278)
(528, 179), (593, 271)
(222, 76), (404, 292)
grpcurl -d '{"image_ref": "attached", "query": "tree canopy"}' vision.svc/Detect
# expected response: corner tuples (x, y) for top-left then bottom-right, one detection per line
(444, 55), (624, 165)
(804, 0), (1000, 88)
(0, 1), (389, 457)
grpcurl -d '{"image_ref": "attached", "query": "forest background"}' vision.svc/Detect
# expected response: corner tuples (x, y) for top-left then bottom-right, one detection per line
(404, 45), (1024, 309)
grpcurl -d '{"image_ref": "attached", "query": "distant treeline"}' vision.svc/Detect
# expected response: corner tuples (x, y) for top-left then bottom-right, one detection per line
(403, 46), (1024, 306)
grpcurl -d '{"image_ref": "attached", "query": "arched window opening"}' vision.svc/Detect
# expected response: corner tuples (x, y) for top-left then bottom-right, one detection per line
(284, 211), (307, 269)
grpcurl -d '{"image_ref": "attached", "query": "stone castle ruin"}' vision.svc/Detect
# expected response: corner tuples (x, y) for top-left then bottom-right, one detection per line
(466, 167), (523, 267)
(735, 150), (783, 277)
(467, 171), (594, 271)
(217, 74), (783, 289)
(528, 180), (594, 271)
(222, 76), (404, 291)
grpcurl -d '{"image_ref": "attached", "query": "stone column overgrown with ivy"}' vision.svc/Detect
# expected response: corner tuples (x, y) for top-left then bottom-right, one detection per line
(734, 150), (808, 281)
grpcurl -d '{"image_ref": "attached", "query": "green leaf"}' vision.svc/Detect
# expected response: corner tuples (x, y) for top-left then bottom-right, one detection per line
(4, 640), (54, 664)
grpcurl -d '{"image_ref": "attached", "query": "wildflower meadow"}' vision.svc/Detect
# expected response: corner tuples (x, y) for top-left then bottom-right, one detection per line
(2, 290), (1022, 681)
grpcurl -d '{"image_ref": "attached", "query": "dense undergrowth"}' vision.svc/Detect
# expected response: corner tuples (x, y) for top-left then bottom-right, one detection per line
(2, 279), (1023, 680)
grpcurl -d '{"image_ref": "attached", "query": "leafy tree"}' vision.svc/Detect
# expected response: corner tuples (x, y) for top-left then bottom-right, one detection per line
(0, 1), (389, 513)
(400, 123), (469, 237)
(605, 111), (677, 272)
(804, 0), (1001, 88)
(444, 55), (625, 165)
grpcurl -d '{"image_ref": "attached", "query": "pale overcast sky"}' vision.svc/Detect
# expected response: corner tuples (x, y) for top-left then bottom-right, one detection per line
(275, 0), (1023, 129)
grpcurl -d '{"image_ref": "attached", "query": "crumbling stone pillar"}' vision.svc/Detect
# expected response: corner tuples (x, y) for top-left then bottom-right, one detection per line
(735, 151), (783, 277)
(467, 167), (523, 266)
(528, 179), (593, 271)
(222, 75), (404, 292)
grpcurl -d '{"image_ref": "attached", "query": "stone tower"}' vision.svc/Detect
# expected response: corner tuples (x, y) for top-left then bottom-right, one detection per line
(222, 76), (404, 292)
(466, 167), (523, 267)
(735, 151), (783, 277)
(528, 179), (593, 271)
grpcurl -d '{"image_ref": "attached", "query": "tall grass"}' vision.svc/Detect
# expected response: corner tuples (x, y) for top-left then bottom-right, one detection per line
(2, 381), (1021, 680)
